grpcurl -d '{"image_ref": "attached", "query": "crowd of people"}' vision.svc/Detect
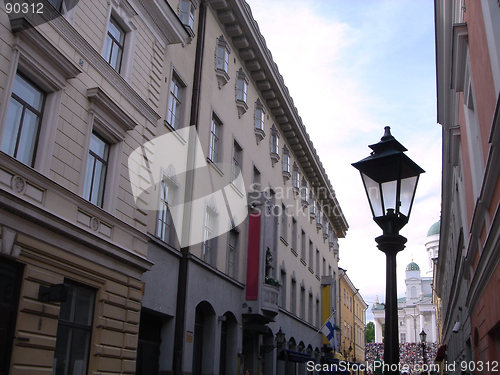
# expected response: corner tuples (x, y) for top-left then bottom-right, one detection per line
(365, 342), (439, 374)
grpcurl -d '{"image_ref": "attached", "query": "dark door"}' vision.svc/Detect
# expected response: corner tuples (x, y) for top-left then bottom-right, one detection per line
(136, 311), (162, 375)
(192, 307), (204, 375)
(0, 259), (23, 375)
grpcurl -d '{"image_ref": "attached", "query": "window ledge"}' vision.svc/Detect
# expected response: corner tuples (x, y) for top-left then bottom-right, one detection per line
(206, 157), (224, 177)
(291, 248), (298, 257)
(236, 99), (248, 118)
(282, 170), (291, 184)
(229, 182), (244, 198)
(308, 267), (314, 274)
(280, 236), (288, 246)
(300, 259), (306, 267)
(164, 120), (187, 144)
(254, 128), (266, 145)
(216, 69), (230, 89)
(270, 152), (280, 167)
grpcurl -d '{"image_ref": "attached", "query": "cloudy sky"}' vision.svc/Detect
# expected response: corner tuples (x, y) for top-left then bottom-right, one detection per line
(244, 0), (441, 321)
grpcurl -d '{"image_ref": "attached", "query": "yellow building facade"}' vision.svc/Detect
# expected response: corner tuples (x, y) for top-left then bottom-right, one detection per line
(339, 268), (367, 365)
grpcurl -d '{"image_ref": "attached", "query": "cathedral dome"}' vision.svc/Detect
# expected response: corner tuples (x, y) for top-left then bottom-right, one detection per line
(427, 220), (440, 237)
(405, 261), (420, 271)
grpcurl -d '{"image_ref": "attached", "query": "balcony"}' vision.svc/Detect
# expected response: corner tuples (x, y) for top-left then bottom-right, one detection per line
(262, 283), (280, 316)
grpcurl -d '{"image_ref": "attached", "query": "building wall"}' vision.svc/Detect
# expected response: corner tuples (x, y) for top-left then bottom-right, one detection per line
(435, 0), (500, 371)
(0, 0), (351, 374)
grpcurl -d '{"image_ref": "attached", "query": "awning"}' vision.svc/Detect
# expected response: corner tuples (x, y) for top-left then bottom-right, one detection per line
(435, 344), (447, 361)
(286, 349), (314, 363)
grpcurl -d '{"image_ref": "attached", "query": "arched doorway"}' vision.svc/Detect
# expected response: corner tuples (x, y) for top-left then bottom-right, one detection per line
(219, 311), (238, 375)
(192, 301), (216, 375)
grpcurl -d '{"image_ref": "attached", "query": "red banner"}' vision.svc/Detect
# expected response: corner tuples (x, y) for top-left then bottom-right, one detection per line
(245, 213), (261, 300)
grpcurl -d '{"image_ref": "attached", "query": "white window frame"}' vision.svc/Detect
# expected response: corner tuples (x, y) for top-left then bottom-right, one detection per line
(0, 21), (81, 175)
(227, 229), (238, 278)
(81, 87), (135, 213)
(209, 113), (222, 163)
(179, 0), (196, 32)
(215, 35), (230, 89)
(156, 172), (178, 246)
(231, 139), (243, 192)
(235, 68), (248, 118)
(83, 132), (110, 208)
(101, 3), (138, 81)
(166, 70), (187, 130)
(1, 73), (46, 168)
(202, 203), (218, 266)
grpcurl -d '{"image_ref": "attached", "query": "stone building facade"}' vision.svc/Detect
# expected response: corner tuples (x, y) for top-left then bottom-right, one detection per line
(0, 1), (348, 375)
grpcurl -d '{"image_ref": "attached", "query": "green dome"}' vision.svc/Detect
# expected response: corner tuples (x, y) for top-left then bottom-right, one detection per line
(406, 262), (420, 271)
(427, 220), (440, 237)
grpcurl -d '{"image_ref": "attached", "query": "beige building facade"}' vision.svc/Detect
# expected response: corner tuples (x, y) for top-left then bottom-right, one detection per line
(0, 1), (348, 375)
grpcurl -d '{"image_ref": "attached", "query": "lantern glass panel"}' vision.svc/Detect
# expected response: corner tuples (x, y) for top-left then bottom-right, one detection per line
(362, 172), (383, 217)
(381, 180), (397, 213)
(400, 175), (418, 217)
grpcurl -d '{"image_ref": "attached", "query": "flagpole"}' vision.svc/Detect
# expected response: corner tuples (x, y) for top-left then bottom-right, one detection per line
(306, 309), (336, 347)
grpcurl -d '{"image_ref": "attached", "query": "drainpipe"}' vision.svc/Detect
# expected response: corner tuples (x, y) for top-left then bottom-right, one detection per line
(352, 288), (359, 364)
(172, 2), (207, 375)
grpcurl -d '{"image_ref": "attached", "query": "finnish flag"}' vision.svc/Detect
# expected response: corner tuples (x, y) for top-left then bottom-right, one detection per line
(321, 319), (337, 349)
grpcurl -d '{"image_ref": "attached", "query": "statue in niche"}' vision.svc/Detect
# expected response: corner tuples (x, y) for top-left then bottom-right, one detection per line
(265, 247), (274, 277)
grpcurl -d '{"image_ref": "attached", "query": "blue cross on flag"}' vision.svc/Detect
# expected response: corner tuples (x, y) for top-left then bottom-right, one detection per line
(321, 319), (337, 349)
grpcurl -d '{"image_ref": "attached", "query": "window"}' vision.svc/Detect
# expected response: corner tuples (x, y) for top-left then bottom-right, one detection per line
(401, 333), (406, 343)
(290, 278), (296, 314)
(252, 166), (261, 191)
(309, 191), (316, 216)
(316, 249), (320, 275)
(282, 145), (290, 174)
(216, 37), (229, 72)
(215, 36), (230, 88)
(254, 99), (266, 144)
(209, 114), (221, 163)
(157, 177), (175, 244)
(180, 0), (195, 29)
(281, 204), (287, 241)
(1, 73), (45, 167)
(300, 285), (305, 319)
(308, 293), (313, 325)
(202, 206), (217, 265)
(316, 206), (322, 229)
(254, 102), (265, 131)
(301, 177), (308, 203)
(48, 0), (64, 11)
(104, 16), (125, 73)
(301, 230), (306, 262)
(231, 141), (242, 189)
(292, 162), (300, 190)
(227, 230), (238, 278)
(83, 133), (110, 207)
(270, 124), (279, 155)
(322, 258), (326, 277)
(291, 218), (297, 252)
(54, 282), (95, 375)
(316, 298), (320, 327)
(280, 269), (287, 308)
(166, 76), (183, 130)
(236, 68), (248, 103)
(309, 240), (313, 267)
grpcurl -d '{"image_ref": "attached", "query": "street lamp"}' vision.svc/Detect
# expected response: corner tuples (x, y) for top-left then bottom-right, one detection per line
(352, 127), (424, 374)
(419, 330), (427, 365)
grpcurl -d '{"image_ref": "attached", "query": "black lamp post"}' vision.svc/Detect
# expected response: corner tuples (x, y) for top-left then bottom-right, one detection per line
(352, 127), (424, 374)
(419, 330), (427, 365)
